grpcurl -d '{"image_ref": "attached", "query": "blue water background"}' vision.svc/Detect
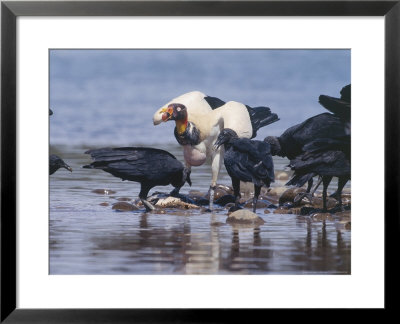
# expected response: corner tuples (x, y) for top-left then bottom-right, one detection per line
(49, 49), (350, 146)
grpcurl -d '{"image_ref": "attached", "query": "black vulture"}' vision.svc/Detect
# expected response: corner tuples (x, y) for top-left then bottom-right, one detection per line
(286, 148), (350, 211)
(83, 147), (192, 211)
(213, 128), (274, 213)
(264, 84), (351, 208)
(50, 154), (72, 175)
(49, 108), (72, 176)
(153, 91), (279, 209)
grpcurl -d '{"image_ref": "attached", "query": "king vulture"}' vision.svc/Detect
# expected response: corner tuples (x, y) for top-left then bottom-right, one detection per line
(153, 91), (279, 209)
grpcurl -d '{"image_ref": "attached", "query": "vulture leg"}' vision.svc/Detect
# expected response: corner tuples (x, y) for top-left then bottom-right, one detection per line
(252, 185), (261, 213)
(294, 178), (312, 204)
(208, 148), (223, 210)
(169, 187), (180, 197)
(310, 176), (323, 196)
(139, 186), (154, 212)
(321, 176), (333, 212)
(334, 176), (349, 209)
(228, 177), (242, 213)
(294, 176), (322, 203)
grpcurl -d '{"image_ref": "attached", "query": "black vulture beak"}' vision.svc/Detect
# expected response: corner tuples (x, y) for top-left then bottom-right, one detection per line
(213, 137), (224, 151)
(64, 164), (73, 172)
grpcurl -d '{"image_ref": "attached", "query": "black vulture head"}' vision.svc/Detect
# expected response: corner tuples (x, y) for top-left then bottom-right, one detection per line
(50, 154), (72, 175)
(160, 103), (188, 122)
(264, 136), (282, 156)
(340, 84), (351, 102)
(172, 167), (192, 189)
(213, 128), (238, 150)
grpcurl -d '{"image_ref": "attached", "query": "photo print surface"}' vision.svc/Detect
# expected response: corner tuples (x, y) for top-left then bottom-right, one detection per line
(49, 49), (351, 275)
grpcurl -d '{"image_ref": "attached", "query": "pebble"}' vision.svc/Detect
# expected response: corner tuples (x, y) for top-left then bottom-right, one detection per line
(267, 186), (287, 197)
(226, 209), (265, 226)
(238, 182), (255, 198)
(311, 197), (337, 209)
(244, 199), (270, 209)
(112, 202), (139, 212)
(188, 190), (203, 196)
(116, 197), (132, 202)
(273, 207), (293, 214)
(310, 213), (334, 222)
(216, 184), (234, 195)
(335, 211), (351, 219)
(204, 187), (228, 201)
(275, 171), (289, 180)
(263, 209), (270, 214)
(99, 202), (109, 207)
(278, 187), (307, 205)
(211, 222), (225, 227)
(260, 194), (279, 205)
(190, 196), (210, 206)
(92, 189), (116, 195)
(215, 194), (236, 206)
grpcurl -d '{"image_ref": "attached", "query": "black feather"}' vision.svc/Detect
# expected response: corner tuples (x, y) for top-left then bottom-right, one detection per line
(50, 154), (71, 175)
(216, 129), (274, 212)
(204, 95), (226, 110)
(84, 147), (190, 200)
(246, 105), (279, 138)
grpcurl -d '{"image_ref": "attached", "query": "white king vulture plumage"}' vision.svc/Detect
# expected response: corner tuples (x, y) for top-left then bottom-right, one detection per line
(153, 91), (279, 209)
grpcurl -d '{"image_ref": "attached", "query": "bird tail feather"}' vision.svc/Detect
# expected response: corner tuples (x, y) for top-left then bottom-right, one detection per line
(286, 172), (316, 188)
(246, 106), (279, 138)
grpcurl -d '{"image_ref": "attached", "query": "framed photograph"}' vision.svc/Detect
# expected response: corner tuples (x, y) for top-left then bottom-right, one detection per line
(1, 0), (398, 321)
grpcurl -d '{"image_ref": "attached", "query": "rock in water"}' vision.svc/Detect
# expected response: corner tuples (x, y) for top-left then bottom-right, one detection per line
(275, 171), (289, 180)
(112, 202), (139, 212)
(215, 194), (236, 206)
(278, 187), (307, 205)
(311, 197), (337, 209)
(273, 207), (293, 214)
(92, 189), (116, 195)
(267, 186), (287, 197)
(226, 209), (265, 226)
(244, 199), (270, 209)
(311, 213), (334, 222)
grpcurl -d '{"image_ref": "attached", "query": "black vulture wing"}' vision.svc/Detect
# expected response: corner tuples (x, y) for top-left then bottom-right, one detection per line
(286, 150), (350, 187)
(84, 147), (184, 186)
(279, 113), (349, 159)
(226, 139), (274, 186)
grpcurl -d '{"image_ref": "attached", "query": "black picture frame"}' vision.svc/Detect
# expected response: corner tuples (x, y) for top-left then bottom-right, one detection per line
(1, 0), (399, 322)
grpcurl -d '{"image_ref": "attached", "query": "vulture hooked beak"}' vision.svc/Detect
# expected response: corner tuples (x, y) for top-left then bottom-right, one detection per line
(213, 128), (237, 151)
(161, 106), (174, 122)
(213, 137), (225, 151)
(63, 163), (73, 172)
(153, 106), (174, 125)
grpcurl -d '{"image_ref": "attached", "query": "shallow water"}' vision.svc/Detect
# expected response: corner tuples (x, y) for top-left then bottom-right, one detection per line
(49, 144), (351, 275)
